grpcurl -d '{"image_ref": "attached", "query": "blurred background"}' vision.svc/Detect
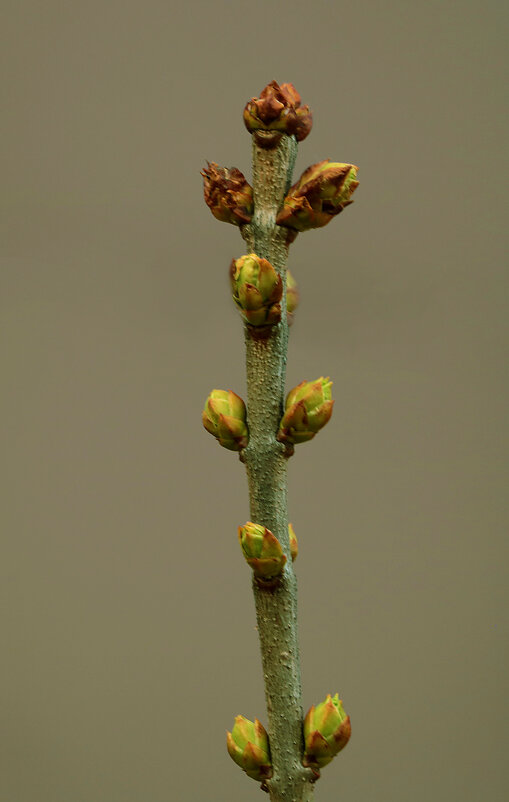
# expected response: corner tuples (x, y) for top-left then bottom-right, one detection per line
(1, 1), (507, 800)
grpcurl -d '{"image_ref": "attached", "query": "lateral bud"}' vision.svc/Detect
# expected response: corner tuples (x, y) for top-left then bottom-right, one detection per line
(238, 522), (287, 580)
(276, 161), (359, 232)
(286, 270), (299, 326)
(230, 254), (283, 327)
(288, 523), (298, 561)
(227, 715), (273, 781)
(277, 377), (334, 445)
(201, 162), (253, 225)
(202, 389), (248, 451)
(303, 694), (351, 770)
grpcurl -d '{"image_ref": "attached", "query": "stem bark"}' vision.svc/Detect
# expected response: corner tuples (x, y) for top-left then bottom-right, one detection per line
(241, 135), (315, 802)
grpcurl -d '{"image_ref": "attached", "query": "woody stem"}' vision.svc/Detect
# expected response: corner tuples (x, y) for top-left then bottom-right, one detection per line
(240, 134), (315, 802)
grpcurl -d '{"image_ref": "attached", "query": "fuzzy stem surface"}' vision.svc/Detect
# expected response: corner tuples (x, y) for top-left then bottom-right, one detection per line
(241, 135), (315, 802)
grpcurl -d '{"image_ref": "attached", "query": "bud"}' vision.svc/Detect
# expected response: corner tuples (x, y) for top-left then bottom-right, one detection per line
(276, 160), (359, 232)
(230, 254), (283, 327)
(303, 694), (351, 769)
(243, 80), (312, 147)
(202, 389), (248, 451)
(288, 523), (298, 562)
(238, 522), (287, 579)
(277, 377), (334, 445)
(201, 162), (253, 226)
(286, 270), (299, 326)
(227, 715), (273, 781)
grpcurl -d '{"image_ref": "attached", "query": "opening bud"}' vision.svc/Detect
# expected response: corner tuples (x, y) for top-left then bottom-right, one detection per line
(243, 80), (312, 147)
(303, 694), (351, 769)
(277, 377), (334, 445)
(202, 389), (248, 451)
(276, 160), (359, 232)
(201, 162), (253, 226)
(227, 715), (273, 781)
(230, 254), (283, 327)
(238, 522), (287, 579)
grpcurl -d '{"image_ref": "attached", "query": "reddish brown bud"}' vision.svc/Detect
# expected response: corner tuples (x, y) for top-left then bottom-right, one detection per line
(276, 161), (359, 232)
(243, 80), (313, 147)
(201, 162), (253, 226)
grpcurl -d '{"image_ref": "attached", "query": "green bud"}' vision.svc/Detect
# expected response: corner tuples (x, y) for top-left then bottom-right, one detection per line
(202, 389), (248, 451)
(286, 270), (299, 326)
(226, 715), (273, 781)
(238, 522), (287, 579)
(243, 80), (312, 148)
(230, 254), (283, 327)
(201, 162), (253, 226)
(277, 377), (334, 445)
(276, 160), (359, 232)
(303, 694), (351, 769)
(288, 523), (298, 562)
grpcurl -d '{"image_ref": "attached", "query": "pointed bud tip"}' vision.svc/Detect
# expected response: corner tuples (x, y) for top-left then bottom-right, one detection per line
(277, 161), (359, 232)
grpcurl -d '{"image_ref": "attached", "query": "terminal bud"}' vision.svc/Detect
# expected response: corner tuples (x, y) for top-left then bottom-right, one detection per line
(243, 80), (312, 147)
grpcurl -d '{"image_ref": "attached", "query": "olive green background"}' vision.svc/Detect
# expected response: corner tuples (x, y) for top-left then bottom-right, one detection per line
(1, 1), (507, 800)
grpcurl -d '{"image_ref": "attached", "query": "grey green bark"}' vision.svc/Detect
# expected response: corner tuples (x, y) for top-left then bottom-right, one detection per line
(240, 135), (315, 801)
